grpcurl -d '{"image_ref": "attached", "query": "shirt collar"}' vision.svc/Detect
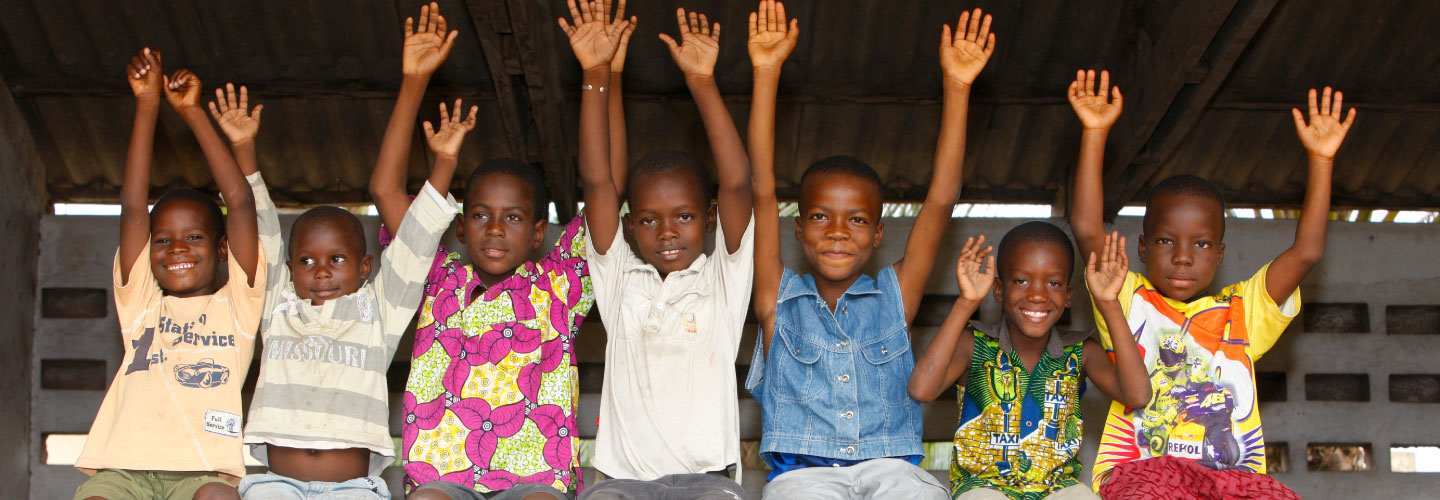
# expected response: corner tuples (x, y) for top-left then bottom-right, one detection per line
(777, 271), (882, 304)
(623, 245), (710, 280)
(973, 318), (1089, 359)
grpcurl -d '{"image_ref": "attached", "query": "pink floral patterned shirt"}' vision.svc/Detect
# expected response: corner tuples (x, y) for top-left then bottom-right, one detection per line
(392, 216), (593, 495)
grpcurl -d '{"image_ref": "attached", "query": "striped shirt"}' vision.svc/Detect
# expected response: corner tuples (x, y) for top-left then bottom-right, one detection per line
(243, 172), (457, 475)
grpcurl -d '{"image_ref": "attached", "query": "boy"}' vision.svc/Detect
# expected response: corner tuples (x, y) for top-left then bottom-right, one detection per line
(1067, 70), (1355, 499)
(743, 5), (994, 499)
(205, 7), (465, 496)
(561, 0), (752, 497)
(369, 4), (596, 499)
(909, 226), (1151, 499)
(75, 49), (264, 500)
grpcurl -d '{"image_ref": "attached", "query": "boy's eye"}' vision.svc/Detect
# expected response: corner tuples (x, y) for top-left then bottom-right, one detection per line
(1049, 280), (1063, 287)
(299, 257), (314, 266)
(1196, 241), (1212, 249)
(678, 213), (693, 222)
(850, 216), (868, 224)
(506, 213), (522, 222)
(809, 213), (826, 221)
(187, 234), (203, 241)
(640, 217), (656, 225)
(155, 237), (170, 244)
(1157, 238), (1173, 245)
(1014, 278), (1027, 285)
(331, 255), (346, 264)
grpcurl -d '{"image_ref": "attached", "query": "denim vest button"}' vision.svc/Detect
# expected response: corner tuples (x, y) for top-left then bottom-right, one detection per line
(838, 374), (850, 383)
(842, 411), (854, 419)
(881, 346), (888, 355)
(843, 446), (856, 455)
(837, 340), (847, 348)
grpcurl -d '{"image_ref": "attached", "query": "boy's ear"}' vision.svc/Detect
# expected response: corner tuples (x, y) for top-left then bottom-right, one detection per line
(1217, 242), (1226, 267)
(360, 255), (374, 279)
(454, 214), (467, 241)
(1136, 234), (1148, 264)
(531, 219), (547, 249)
(872, 220), (885, 248)
(217, 235), (230, 261)
(793, 216), (804, 242)
(992, 276), (1004, 304)
(1065, 283), (1073, 309)
(706, 204), (717, 234)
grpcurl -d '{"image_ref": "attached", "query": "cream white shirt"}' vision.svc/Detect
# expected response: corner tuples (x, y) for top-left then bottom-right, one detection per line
(585, 213), (755, 481)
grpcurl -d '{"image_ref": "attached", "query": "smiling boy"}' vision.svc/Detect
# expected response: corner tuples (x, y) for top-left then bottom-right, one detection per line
(1067, 70), (1355, 498)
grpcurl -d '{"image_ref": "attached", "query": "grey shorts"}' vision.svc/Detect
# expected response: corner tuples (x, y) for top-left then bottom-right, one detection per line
(412, 481), (573, 500)
(759, 458), (947, 500)
(237, 472), (389, 499)
(580, 473), (746, 500)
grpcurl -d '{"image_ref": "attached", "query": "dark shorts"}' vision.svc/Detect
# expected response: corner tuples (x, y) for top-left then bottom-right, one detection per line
(580, 473), (747, 500)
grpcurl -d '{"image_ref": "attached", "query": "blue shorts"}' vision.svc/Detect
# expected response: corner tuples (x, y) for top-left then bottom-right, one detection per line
(237, 472), (389, 499)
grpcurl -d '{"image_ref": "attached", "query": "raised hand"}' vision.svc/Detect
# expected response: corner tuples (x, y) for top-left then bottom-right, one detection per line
(940, 8), (995, 86)
(1292, 86), (1356, 160)
(659, 8), (720, 79)
(603, 0), (638, 72)
(163, 69), (203, 111)
(955, 235), (996, 304)
(125, 48), (163, 102)
(1085, 231), (1129, 305)
(424, 99), (479, 159)
(559, 0), (629, 71)
(208, 83), (263, 146)
(403, 2), (459, 77)
(1069, 69), (1123, 130)
(748, 0), (799, 71)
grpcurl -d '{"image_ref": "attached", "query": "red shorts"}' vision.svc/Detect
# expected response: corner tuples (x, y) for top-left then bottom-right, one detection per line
(1097, 456), (1299, 500)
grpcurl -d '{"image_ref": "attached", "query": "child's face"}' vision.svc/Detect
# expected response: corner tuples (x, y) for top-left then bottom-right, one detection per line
(149, 200), (226, 298)
(1139, 194), (1225, 301)
(457, 173), (546, 286)
(624, 170), (714, 276)
(995, 241), (1072, 340)
(795, 172), (884, 285)
(287, 220), (372, 306)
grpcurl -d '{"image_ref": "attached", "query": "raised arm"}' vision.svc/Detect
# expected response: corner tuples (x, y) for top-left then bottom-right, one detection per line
(661, 8), (753, 252)
(746, 0), (799, 347)
(119, 48), (164, 281)
(895, 8), (995, 322)
(208, 83), (263, 177)
(1268, 87), (1354, 302)
(1082, 231), (1151, 409)
(164, 70), (259, 285)
(422, 99), (479, 194)
(1067, 69), (1123, 261)
(560, 0), (628, 251)
(370, 1), (458, 232)
(909, 235), (993, 402)
(606, 0), (636, 197)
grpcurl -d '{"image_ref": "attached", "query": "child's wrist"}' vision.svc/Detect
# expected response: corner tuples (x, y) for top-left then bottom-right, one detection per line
(942, 77), (973, 92)
(685, 74), (717, 87)
(1307, 151), (1336, 163)
(582, 66), (610, 82)
(1082, 126), (1113, 134)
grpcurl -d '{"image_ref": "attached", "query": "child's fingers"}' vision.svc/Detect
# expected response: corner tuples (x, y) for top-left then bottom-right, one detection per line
(442, 30), (459, 55)
(1112, 86), (1122, 107)
(1322, 86), (1333, 117)
(405, 17), (414, 36)
(1331, 90), (1343, 119)
(251, 105), (262, 123)
(452, 99), (463, 122)
(1342, 107), (1357, 130)
(1099, 71), (1110, 99)
(439, 101), (450, 123)
(1307, 88), (1319, 119)
(776, 1), (788, 27)
(208, 101), (221, 120)
(466, 105), (479, 127)
(789, 19), (800, 39)
(712, 23), (721, 40)
(984, 33), (996, 55)
(1291, 108), (1307, 133)
(698, 13), (709, 35)
(967, 8), (982, 40)
(558, 18), (575, 36)
(428, 2), (441, 33)
(566, 0), (583, 24)
(977, 14), (992, 45)
(749, 12), (758, 36)
(674, 8), (688, 32)
(422, 121), (436, 140)
(418, 4), (430, 33)
(658, 33), (681, 54)
(437, 13), (448, 37)
(941, 24), (952, 48)
(614, 0), (627, 24)
(239, 85), (249, 111)
(226, 83), (237, 109)
(955, 11), (969, 43)
(213, 88), (227, 110)
(985, 254), (996, 276)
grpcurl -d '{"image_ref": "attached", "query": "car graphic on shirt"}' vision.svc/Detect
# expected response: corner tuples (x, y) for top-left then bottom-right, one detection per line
(173, 359), (230, 388)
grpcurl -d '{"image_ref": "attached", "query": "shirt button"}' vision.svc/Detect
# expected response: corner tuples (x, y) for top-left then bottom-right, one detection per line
(1025, 420), (1033, 426)
(842, 411), (854, 420)
(843, 446), (856, 455)
(838, 374), (851, 383)
(837, 340), (847, 348)
(881, 347), (888, 355)
(842, 306), (848, 314)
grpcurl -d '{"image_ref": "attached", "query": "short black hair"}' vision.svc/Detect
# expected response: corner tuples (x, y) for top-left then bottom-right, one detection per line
(1144, 174), (1226, 233)
(465, 158), (550, 218)
(800, 155), (883, 195)
(289, 206), (367, 258)
(627, 150), (713, 203)
(151, 188), (225, 238)
(997, 220), (1076, 279)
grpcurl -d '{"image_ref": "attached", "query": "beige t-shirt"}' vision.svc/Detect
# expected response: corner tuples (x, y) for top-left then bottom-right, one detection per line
(75, 243), (266, 478)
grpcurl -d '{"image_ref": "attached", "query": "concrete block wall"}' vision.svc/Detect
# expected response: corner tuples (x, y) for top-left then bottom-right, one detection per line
(29, 215), (1440, 498)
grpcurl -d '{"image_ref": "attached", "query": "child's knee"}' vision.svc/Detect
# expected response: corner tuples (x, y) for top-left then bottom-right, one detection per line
(192, 482), (240, 500)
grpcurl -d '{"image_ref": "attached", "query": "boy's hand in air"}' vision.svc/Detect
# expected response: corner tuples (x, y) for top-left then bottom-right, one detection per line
(403, 2), (459, 77)
(604, 0), (638, 73)
(1293, 86), (1356, 161)
(126, 48), (163, 102)
(659, 8), (720, 80)
(956, 235), (996, 307)
(163, 69), (202, 112)
(208, 83), (263, 146)
(559, 0), (629, 71)
(748, 0), (798, 71)
(424, 99), (479, 160)
(1069, 69), (1123, 131)
(940, 8), (995, 87)
(1085, 231), (1129, 307)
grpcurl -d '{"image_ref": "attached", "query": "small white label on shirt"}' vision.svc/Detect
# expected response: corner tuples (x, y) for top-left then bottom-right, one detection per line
(683, 312), (698, 335)
(203, 409), (242, 438)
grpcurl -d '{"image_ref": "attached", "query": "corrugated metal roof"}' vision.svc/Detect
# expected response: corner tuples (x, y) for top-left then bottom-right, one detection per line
(3, 0), (1437, 209)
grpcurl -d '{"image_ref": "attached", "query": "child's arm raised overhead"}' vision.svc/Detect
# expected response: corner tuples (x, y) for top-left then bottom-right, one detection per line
(606, 0), (636, 197)
(909, 235), (993, 402)
(370, 1), (458, 233)
(119, 48), (163, 282)
(423, 99), (479, 194)
(560, 0), (628, 252)
(746, 0), (799, 347)
(164, 69), (260, 285)
(1081, 231), (1152, 409)
(208, 83), (263, 177)
(1067, 69), (1123, 261)
(661, 7), (753, 253)
(1268, 87), (1355, 303)
(895, 8), (995, 322)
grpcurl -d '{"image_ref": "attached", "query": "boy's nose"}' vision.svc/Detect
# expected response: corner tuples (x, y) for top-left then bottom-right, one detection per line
(484, 220), (505, 236)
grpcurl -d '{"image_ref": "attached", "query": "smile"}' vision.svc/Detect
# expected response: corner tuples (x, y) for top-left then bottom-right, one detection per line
(657, 248), (683, 259)
(482, 248), (507, 258)
(1020, 309), (1051, 322)
(165, 262), (196, 271)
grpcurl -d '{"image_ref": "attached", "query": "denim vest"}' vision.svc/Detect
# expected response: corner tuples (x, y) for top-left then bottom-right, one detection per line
(744, 266), (923, 461)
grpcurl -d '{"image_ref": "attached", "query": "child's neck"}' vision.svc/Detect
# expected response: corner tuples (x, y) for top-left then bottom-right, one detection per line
(813, 273), (863, 313)
(474, 267), (518, 289)
(1005, 318), (1051, 371)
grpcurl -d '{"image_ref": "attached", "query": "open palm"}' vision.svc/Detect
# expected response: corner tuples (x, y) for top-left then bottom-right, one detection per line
(1069, 69), (1122, 130)
(424, 99), (478, 159)
(403, 2), (458, 77)
(748, 0), (798, 70)
(660, 9), (719, 79)
(1293, 87), (1356, 159)
(208, 83), (262, 145)
(1085, 231), (1129, 303)
(940, 8), (995, 86)
(560, 0), (626, 70)
(956, 235), (996, 303)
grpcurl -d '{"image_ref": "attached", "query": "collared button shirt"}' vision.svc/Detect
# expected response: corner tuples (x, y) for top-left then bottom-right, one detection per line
(586, 214), (755, 481)
(398, 216), (594, 495)
(745, 265), (923, 464)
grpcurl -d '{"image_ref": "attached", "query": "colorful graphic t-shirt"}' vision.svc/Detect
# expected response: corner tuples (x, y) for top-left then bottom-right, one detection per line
(77, 243), (266, 479)
(1090, 263), (1299, 486)
(953, 322), (1087, 500)
(401, 216), (594, 495)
